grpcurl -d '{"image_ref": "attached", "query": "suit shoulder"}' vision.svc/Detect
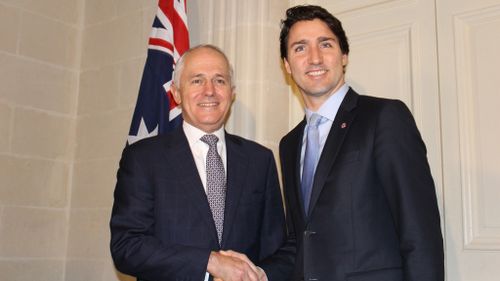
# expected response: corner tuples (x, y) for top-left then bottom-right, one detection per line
(122, 132), (176, 160)
(357, 95), (411, 116)
(127, 134), (164, 150)
(358, 95), (408, 109)
(357, 94), (420, 140)
(280, 120), (304, 145)
(226, 133), (272, 155)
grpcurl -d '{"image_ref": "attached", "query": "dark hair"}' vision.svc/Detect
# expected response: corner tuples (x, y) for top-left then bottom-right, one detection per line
(279, 5), (349, 59)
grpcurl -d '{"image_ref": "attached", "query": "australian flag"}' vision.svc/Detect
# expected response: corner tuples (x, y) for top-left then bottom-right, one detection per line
(127, 0), (189, 145)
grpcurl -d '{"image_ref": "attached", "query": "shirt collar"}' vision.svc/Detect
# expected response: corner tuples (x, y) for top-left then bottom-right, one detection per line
(183, 121), (226, 145)
(305, 83), (349, 123)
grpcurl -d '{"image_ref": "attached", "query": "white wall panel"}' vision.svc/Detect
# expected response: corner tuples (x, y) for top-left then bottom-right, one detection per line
(453, 5), (500, 250)
(347, 24), (413, 105)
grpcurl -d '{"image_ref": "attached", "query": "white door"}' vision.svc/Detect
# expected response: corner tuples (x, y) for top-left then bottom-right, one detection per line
(437, 0), (500, 280)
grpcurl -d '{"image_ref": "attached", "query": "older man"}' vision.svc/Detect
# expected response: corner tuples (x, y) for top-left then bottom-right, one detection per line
(110, 45), (289, 281)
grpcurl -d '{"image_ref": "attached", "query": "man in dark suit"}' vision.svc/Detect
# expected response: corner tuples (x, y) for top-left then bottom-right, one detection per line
(278, 5), (444, 281)
(110, 45), (291, 281)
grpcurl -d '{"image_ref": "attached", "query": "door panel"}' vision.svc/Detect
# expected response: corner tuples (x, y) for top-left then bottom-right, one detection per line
(437, 0), (500, 280)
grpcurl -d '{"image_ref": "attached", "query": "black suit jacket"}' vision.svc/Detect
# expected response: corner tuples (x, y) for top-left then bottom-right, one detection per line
(110, 126), (290, 281)
(279, 88), (444, 281)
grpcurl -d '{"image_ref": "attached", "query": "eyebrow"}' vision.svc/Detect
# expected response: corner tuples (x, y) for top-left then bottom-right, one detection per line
(186, 73), (205, 81)
(189, 73), (228, 80)
(289, 39), (308, 49)
(289, 36), (337, 48)
(213, 73), (228, 79)
(318, 36), (337, 43)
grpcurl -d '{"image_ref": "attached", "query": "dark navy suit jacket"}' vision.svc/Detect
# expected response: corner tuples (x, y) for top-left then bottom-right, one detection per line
(110, 126), (292, 281)
(279, 88), (444, 281)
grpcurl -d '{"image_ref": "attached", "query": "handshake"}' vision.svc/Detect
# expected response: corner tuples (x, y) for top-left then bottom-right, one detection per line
(208, 250), (268, 281)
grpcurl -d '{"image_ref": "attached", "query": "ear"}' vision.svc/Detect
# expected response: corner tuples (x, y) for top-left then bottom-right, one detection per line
(231, 90), (236, 102)
(283, 58), (292, 74)
(342, 54), (348, 67)
(171, 84), (182, 104)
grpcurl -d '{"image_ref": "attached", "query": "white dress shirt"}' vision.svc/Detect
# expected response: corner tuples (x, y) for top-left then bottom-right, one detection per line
(182, 121), (226, 281)
(183, 122), (227, 192)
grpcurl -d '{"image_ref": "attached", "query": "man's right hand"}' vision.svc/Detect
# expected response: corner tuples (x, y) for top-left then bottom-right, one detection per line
(207, 251), (260, 281)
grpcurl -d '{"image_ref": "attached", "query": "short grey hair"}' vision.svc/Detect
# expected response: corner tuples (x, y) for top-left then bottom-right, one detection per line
(172, 44), (235, 89)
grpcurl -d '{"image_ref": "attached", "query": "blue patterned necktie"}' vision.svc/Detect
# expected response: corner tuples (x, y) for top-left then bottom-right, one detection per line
(301, 113), (324, 216)
(200, 134), (226, 244)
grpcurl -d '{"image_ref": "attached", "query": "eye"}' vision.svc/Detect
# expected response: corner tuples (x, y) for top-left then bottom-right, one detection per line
(320, 41), (333, 48)
(293, 45), (305, 53)
(191, 78), (203, 85)
(213, 78), (227, 85)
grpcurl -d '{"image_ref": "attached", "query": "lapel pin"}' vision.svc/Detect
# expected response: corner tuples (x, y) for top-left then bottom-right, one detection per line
(341, 122), (347, 129)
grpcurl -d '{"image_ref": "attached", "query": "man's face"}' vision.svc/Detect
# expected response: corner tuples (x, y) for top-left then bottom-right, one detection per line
(284, 19), (348, 108)
(171, 47), (234, 133)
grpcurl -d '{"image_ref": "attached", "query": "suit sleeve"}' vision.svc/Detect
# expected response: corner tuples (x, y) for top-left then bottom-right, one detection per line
(109, 145), (210, 281)
(374, 100), (444, 281)
(258, 151), (296, 281)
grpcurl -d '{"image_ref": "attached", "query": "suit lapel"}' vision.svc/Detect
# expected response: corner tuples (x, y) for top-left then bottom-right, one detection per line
(307, 89), (359, 217)
(161, 127), (219, 245)
(289, 120), (309, 220)
(221, 133), (248, 247)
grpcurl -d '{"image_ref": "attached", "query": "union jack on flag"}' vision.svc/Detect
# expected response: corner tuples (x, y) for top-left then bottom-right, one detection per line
(127, 0), (189, 145)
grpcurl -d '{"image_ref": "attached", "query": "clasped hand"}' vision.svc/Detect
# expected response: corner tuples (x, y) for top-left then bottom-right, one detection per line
(208, 250), (268, 281)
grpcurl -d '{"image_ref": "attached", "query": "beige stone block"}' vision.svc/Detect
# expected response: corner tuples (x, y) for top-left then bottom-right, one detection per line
(141, 5), (157, 43)
(117, 0), (156, 17)
(0, 4), (20, 53)
(78, 65), (120, 115)
(82, 11), (145, 69)
(72, 159), (118, 208)
(65, 259), (106, 281)
(0, 207), (67, 257)
(75, 109), (132, 161)
(0, 0), (79, 25)
(0, 155), (69, 207)
(67, 208), (112, 258)
(102, 257), (136, 281)
(110, 270), (137, 281)
(19, 11), (78, 68)
(0, 259), (64, 281)
(118, 57), (144, 108)
(84, 0), (117, 26)
(0, 53), (77, 114)
(65, 257), (135, 281)
(11, 108), (74, 160)
(65, 256), (136, 281)
(0, 102), (12, 152)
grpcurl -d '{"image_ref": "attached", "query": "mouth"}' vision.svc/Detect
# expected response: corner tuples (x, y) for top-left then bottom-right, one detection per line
(198, 102), (219, 108)
(306, 69), (327, 77)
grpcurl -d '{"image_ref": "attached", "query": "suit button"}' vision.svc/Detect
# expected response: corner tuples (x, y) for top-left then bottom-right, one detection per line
(303, 230), (316, 237)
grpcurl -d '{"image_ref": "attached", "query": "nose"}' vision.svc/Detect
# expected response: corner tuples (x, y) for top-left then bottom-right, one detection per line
(204, 80), (215, 96)
(308, 45), (323, 65)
